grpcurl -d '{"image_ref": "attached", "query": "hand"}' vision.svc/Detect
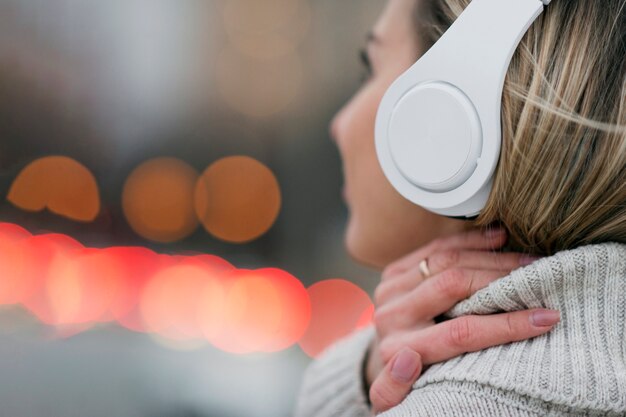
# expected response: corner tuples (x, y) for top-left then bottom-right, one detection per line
(366, 228), (560, 414)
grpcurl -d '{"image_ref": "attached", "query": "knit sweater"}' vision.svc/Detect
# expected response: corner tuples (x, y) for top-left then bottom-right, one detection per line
(294, 243), (626, 416)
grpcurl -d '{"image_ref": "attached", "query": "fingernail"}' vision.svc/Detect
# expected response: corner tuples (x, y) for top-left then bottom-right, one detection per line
(520, 255), (543, 266)
(484, 227), (506, 239)
(390, 348), (420, 383)
(530, 309), (561, 327)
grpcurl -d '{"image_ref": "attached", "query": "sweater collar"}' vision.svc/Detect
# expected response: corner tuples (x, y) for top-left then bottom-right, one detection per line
(445, 242), (626, 318)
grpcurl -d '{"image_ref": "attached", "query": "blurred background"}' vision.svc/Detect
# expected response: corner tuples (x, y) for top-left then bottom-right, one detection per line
(0, 0), (385, 416)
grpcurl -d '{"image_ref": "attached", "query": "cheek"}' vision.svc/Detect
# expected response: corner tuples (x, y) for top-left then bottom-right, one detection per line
(336, 86), (415, 265)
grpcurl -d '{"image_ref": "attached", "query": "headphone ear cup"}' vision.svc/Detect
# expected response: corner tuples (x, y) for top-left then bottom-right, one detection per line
(375, 0), (546, 218)
(387, 82), (482, 193)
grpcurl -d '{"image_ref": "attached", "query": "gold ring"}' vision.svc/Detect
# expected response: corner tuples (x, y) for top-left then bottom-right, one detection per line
(418, 259), (431, 278)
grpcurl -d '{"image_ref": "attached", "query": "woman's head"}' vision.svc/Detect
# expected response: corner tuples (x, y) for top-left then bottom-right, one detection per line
(418, 0), (626, 255)
(331, 0), (625, 268)
(330, 0), (470, 269)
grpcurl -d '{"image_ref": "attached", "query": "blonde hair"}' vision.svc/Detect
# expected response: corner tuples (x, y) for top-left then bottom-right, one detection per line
(417, 0), (626, 255)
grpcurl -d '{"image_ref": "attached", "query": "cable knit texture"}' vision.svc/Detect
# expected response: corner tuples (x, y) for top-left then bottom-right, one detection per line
(294, 243), (626, 416)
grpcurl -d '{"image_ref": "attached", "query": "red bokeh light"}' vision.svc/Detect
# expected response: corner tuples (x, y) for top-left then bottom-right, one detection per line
(177, 254), (235, 272)
(140, 260), (228, 340)
(298, 279), (374, 358)
(0, 223), (373, 357)
(355, 304), (375, 329)
(21, 234), (84, 324)
(46, 248), (127, 325)
(0, 223), (31, 240)
(105, 247), (162, 332)
(0, 223), (32, 305)
(209, 268), (283, 354)
(256, 268), (311, 353)
(205, 268), (311, 354)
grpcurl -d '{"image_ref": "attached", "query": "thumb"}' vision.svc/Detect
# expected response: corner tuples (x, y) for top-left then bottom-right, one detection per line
(369, 347), (422, 415)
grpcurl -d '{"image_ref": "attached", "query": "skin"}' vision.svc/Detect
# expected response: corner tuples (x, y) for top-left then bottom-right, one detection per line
(329, 0), (470, 269)
(328, 0), (561, 414)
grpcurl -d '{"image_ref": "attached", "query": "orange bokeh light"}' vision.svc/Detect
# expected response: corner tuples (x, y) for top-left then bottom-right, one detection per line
(224, 0), (301, 34)
(223, 0), (311, 60)
(215, 47), (303, 118)
(122, 158), (199, 243)
(298, 279), (374, 358)
(8, 156), (100, 222)
(195, 156), (281, 243)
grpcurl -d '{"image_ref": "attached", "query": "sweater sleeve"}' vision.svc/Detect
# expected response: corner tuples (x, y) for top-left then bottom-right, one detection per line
(294, 326), (376, 417)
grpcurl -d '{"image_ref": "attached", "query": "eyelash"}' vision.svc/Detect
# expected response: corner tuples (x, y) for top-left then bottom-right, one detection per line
(359, 48), (373, 83)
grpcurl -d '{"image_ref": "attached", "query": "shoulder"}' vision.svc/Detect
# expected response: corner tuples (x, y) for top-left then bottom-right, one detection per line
(294, 327), (375, 417)
(303, 326), (375, 375)
(377, 381), (575, 417)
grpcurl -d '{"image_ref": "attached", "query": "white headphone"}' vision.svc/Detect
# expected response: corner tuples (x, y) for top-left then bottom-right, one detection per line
(375, 0), (552, 218)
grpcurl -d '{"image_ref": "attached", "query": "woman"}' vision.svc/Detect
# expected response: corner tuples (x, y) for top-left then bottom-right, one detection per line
(296, 0), (625, 415)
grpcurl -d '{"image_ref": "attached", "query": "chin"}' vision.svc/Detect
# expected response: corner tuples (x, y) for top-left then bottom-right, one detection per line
(344, 216), (388, 270)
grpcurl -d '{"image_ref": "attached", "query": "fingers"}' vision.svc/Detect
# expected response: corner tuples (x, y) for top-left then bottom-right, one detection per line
(379, 309), (560, 365)
(426, 250), (539, 277)
(432, 227), (508, 253)
(382, 228), (508, 281)
(374, 268), (507, 335)
(378, 250), (532, 306)
(369, 348), (422, 415)
(405, 268), (507, 320)
(374, 264), (426, 306)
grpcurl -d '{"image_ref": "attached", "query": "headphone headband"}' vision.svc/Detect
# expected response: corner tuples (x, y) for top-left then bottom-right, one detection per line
(375, 0), (548, 217)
